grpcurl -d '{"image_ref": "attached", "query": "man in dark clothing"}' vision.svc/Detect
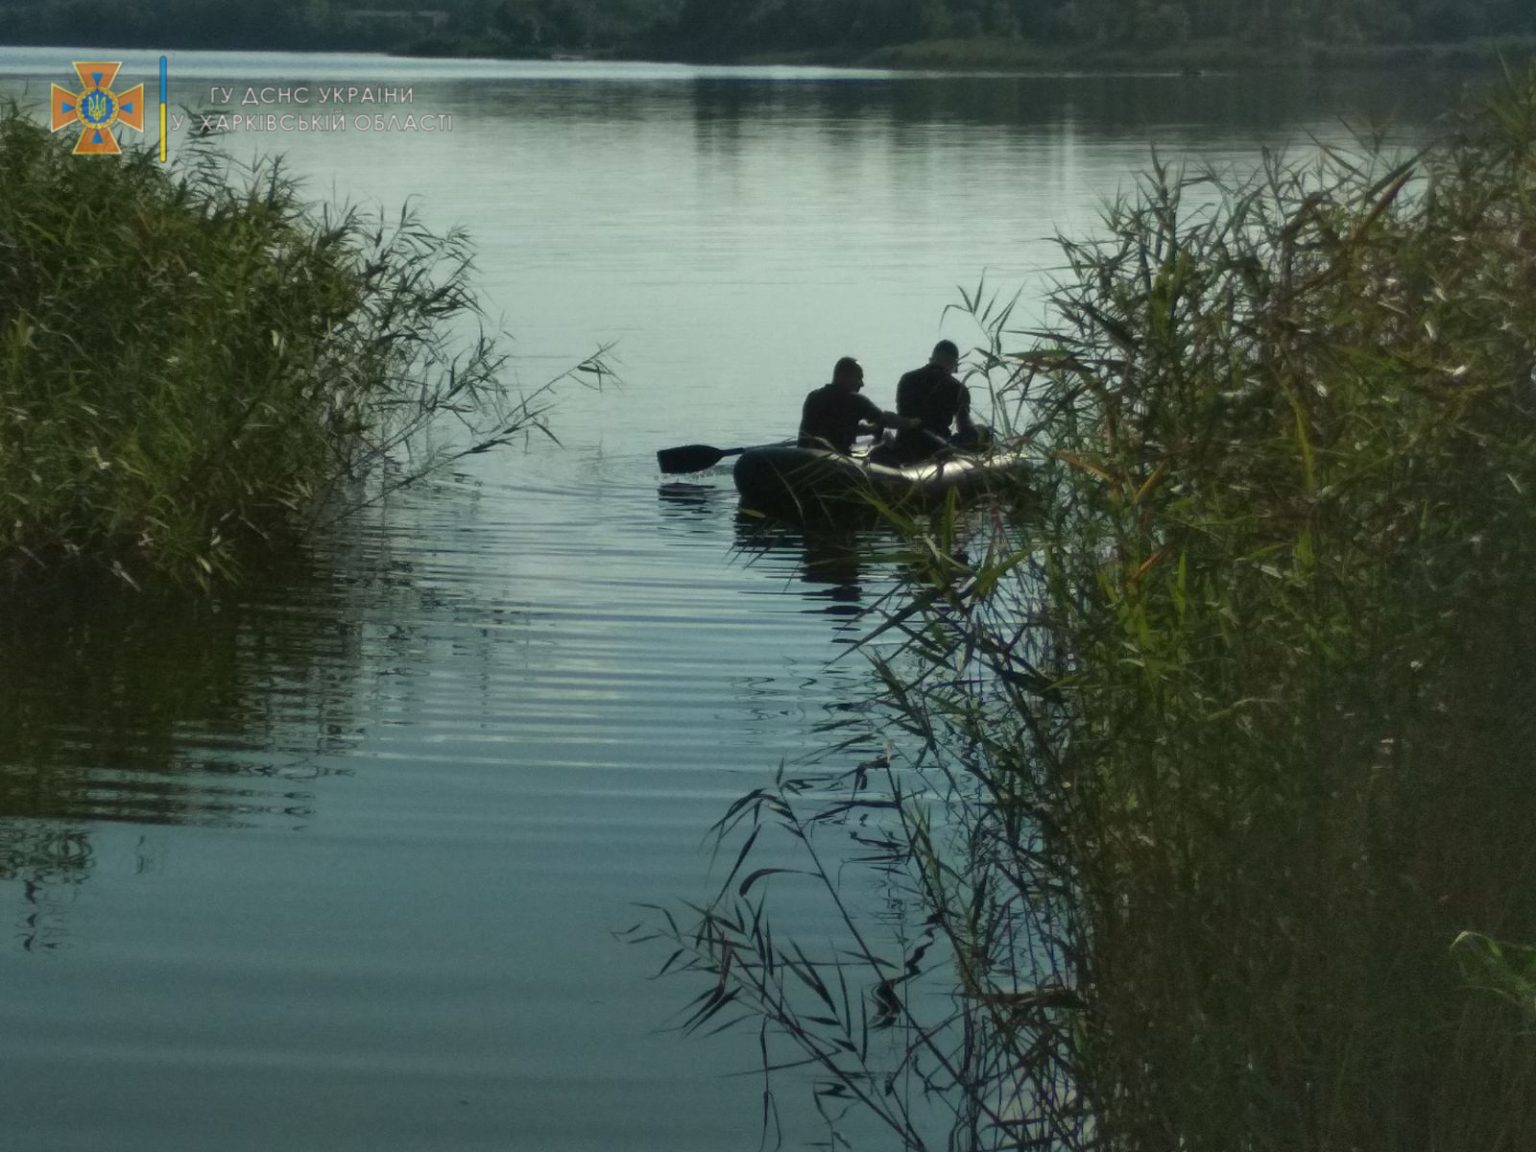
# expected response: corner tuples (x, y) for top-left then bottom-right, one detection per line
(798, 357), (915, 455)
(888, 339), (976, 462)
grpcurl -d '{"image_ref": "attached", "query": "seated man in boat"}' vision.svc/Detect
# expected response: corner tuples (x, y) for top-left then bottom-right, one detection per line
(798, 356), (917, 455)
(884, 339), (979, 463)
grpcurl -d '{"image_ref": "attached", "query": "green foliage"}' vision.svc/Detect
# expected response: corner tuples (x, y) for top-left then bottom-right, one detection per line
(0, 0), (1531, 58)
(1453, 931), (1536, 1016)
(630, 0), (1530, 56)
(971, 64), (1536, 1147)
(639, 67), (1536, 1150)
(0, 104), (606, 591)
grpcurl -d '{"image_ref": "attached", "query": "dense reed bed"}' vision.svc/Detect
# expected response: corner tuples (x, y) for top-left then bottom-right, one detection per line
(0, 103), (605, 592)
(637, 67), (1536, 1150)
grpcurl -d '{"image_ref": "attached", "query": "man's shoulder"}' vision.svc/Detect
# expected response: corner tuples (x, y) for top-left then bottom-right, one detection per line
(896, 367), (929, 399)
(900, 363), (957, 386)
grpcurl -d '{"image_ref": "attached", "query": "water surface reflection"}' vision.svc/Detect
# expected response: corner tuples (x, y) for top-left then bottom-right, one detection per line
(0, 49), (1477, 1152)
(733, 517), (879, 624)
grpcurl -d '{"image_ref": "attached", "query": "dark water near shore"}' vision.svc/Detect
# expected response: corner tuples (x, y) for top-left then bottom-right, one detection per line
(0, 49), (1468, 1150)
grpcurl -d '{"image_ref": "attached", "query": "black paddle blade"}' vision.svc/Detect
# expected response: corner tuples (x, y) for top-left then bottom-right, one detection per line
(656, 443), (741, 474)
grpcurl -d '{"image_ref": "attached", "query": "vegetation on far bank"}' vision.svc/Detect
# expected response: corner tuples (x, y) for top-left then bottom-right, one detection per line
(633, 66), (1536, 1149)
(853, 31), (1536, 72)
(0, 103), (604, 594)
(1, 0), (1534, 71)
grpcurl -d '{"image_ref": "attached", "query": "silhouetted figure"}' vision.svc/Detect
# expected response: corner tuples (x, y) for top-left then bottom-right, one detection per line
(887, 339), (977, 463)
(798, 357), (915, 455)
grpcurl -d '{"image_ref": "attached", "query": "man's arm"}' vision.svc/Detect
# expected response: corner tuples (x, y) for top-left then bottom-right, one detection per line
(876, 409), (922, 432)
(798, 391), (823, 445)
(849, 394), (908, 434)
(954, 381), (975, 436)
(858, 395), (919, 434)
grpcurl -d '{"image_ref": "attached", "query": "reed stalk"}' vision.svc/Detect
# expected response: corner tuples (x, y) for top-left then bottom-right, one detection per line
(637, 65), (1536, 1150)
(0, 102), (611, 592)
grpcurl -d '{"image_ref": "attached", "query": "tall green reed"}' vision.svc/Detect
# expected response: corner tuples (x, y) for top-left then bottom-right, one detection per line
(0, 102), (611, 592)
(636, 66), (1536, 1150)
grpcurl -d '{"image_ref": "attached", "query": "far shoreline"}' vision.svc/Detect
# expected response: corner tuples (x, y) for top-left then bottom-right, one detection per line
(0, 34), (1531, 79)
(834, 34), (1536, 74)
(392, 34), (1536, 77)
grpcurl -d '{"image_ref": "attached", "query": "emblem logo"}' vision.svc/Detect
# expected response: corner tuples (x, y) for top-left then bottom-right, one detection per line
(51, 62), (145, 155)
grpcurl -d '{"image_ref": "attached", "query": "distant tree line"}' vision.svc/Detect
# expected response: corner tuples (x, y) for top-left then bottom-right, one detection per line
(0, 0), (362, 51)
(651, 0), (1536, 56)
(0, 0), (1531, 58)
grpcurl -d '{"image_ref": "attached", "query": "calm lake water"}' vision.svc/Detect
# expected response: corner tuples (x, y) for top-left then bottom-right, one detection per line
(0, 48), (1470, 1150)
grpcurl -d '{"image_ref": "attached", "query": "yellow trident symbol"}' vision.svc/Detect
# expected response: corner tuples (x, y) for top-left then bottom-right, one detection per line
(51, 62), (145, 155)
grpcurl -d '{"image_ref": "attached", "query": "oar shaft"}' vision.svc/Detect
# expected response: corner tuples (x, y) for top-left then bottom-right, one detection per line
(656, 443), (747, 474)
(656, 438), (798, 475)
